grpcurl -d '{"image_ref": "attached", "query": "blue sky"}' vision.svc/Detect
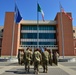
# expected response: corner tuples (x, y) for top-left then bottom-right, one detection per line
(0, 0), (76, 26)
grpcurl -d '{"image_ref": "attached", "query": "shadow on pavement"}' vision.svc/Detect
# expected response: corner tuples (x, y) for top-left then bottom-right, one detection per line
(5, 67), (45, 74)
(0, 59), (8, 62)
(5, 70), (34, 74)
(7, 62), (19, 66)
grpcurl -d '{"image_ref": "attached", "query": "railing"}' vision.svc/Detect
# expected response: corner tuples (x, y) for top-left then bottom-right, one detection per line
(21, 30), (56, 33)
(20, 39), (56, 42)
(19, 45), (58, 49)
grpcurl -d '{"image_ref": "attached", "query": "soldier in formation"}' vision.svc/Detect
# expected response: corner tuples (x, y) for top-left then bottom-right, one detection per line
(17, 47), (59, 74)
(33, 48), (42, 74)
(24, 48), (33, 72)
(49, 50), (53, 66)
(42, 48), (50, 73)
(18, 50), (24, 65)
(53, 51), (59, 65)
(18, 50), (20, 64)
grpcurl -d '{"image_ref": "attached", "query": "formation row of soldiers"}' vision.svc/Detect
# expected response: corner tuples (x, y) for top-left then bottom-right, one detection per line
(18, 48), (59, 74)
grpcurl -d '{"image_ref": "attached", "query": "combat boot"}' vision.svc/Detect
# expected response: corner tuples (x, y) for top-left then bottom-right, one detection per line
(43, 70), (45, 73)
(45, 69), (48, 73)
(37, 71), (39, 74)
(34, 70), (36, 74)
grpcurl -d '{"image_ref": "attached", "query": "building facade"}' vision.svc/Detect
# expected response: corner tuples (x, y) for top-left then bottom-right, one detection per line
(73, 27), (76, 55)
(0, 12), (76, 56)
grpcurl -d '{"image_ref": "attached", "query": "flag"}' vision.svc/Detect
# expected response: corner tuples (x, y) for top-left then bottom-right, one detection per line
(15, 4), (22, 24)
(37, 3), (45, 21)
(40, 47), (44, 52)
(60, 4), (73, 20)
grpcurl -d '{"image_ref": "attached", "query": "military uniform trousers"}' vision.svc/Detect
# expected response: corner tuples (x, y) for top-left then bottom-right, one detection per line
(34, 61), (40, 74)
(24, 60), (31, 72)
(42, 60), (49, 72)
(49, 58), (53, 66)
(20, 57), (24, 65)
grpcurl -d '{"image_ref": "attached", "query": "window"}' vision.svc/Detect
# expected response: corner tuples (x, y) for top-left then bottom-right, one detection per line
(21, 42), (37, 45)
(21, 33), (56, 39)
(21, 25), (37, 30)
(73, 30), (75, 33)
(73, 36), (75, 38)
(39, 42), (56, 45)
(39, 33), (56, 39)
(39, 25), (56, 30)
(21, 33), (37, 39)
(21, 25), (56, 30)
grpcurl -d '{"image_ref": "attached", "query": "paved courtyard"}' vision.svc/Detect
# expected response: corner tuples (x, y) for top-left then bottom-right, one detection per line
(0, 61), (76, 75)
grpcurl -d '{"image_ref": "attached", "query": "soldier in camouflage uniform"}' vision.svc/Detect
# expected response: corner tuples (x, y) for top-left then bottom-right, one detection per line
(42, 48), (50, 73)
(24, 47), (32, 72)
(33, 48), (42, 74)
(18, 50), (24, 65)
(18, 50), (20, 64)
(53, 51), (59, 65)
(49, 51), (53, 66)
(30, 48), (33, 65)
(55, 52), (59, 65)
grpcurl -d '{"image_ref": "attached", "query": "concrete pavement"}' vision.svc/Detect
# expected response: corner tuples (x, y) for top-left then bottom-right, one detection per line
(0, 62), (76, 75)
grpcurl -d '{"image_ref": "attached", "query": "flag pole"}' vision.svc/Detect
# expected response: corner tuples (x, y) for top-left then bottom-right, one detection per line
(37, 2), (39, 48)
(10, 18), (15, 59)
(10, 0), (16, 59)
(59, 2), (64, 59)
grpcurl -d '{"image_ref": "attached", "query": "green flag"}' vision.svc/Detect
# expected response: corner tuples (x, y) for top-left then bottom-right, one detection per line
(37, 3), (44, 21)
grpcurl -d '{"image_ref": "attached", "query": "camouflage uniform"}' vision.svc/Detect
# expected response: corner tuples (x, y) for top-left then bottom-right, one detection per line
(55, 52), (59, 65)
(33, 48), (42, 74)
(24, 48), (32, 72)
(18, 50), (20, 64)
(30, 48), (33, 65)
(18, 50), (24, 65)
(53, 52), (59, 65)
(42, 48), (50, 73)
(49, 52), (53, 66)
